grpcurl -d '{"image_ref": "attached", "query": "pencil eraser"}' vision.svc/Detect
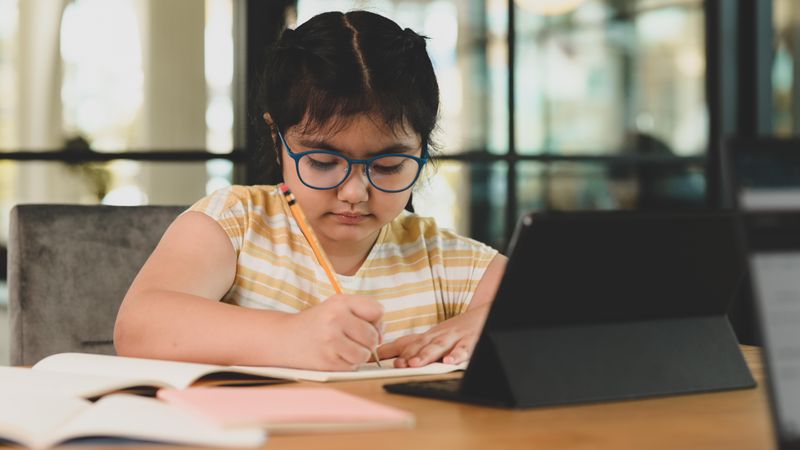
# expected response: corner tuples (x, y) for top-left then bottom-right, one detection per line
(279, 184), (289, 194)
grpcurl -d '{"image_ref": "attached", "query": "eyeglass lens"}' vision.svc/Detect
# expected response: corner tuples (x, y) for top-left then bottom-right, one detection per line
(297, 153), (420, 191)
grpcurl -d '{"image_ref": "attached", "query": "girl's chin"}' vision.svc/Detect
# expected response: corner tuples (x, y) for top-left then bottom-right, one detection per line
(323, 223), (380, 243)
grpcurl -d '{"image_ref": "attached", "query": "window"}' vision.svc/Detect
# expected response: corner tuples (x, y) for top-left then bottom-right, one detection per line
(292, 0), (707, 248)
(773, 0), (800, 136)
(0, 0), (18, 246)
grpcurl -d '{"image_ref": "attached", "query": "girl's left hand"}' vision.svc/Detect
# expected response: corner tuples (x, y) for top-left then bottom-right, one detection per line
(377, 304), (490, 367)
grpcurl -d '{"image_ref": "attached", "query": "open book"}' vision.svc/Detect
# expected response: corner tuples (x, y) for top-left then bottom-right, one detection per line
(158, 386), (414, 433)
(4, 352), (466, 399)
(0, 393), (266, 449)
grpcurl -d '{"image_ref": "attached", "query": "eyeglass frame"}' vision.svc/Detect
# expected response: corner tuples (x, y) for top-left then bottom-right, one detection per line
(277, 130), (430, 193)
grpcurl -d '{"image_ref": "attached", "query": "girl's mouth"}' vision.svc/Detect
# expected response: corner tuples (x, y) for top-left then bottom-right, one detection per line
(331, 213), (370, 224)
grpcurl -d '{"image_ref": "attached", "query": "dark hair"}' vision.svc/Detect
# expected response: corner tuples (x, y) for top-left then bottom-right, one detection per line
(255, 10), (440, 183)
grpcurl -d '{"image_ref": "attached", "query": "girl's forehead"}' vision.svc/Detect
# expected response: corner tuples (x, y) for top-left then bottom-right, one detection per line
(292, 116), (420, 145)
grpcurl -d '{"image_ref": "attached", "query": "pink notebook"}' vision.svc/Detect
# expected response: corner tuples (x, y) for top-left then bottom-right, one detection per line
(157, 387), (414, 433)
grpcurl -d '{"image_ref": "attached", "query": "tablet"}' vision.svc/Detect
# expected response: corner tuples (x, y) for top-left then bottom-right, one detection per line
(386, 210), (755, 408)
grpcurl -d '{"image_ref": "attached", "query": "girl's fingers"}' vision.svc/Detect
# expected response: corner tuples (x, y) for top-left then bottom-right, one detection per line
(336, 333), (373, 367)
(408, 333), (460, 367)
(442, 343), (470, 365)
(342, 314), (380, 351)
(377, 334), (419, 360)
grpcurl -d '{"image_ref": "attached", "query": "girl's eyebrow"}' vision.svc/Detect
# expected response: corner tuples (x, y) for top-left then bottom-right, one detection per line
(297, 138), (417, 156)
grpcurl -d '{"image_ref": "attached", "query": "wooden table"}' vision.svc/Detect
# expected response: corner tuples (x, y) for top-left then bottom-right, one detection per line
(68, 346), (776, 450)
(253, 346), (774, 450)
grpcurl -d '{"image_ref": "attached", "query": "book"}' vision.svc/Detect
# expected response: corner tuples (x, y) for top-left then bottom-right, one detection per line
(7, 352), (466, 399)
(158, 386), (415, 433)
(0, 392), (266, 449)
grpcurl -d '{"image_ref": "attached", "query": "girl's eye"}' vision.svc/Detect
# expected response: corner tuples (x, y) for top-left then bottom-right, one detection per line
(372, 159), (407, 175)
(304, 154), (342, 171)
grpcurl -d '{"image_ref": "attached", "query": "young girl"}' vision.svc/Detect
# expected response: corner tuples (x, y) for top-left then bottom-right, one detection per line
(114, 10), (507, 371)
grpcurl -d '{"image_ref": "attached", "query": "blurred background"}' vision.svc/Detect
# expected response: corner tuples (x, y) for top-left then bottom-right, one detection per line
(0, 0), (798, 364)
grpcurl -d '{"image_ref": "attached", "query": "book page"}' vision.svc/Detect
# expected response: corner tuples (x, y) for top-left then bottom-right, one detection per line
(50, 395), (266, 448)
(0, 366), (165, 400)
(0, 393), (90, 449)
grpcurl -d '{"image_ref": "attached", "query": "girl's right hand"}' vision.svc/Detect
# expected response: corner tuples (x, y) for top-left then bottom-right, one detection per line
(282, 294), (383, 371)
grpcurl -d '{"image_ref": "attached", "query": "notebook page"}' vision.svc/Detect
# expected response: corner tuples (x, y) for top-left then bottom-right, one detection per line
(0, 366), (165, 399)
(0, 393), (90, 449)
(33, 353), (227, 389)
(33, 353), (466, 385)
(229, 358), (467, 382)
(51, 395), (266, 448)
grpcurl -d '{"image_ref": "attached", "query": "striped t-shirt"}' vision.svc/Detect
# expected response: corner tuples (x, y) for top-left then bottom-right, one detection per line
(189, 185), (499, 342)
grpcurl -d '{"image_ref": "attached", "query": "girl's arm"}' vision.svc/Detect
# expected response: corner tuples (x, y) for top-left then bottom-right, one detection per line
(114, 212), (382, 370)
(377, 253), (508, 367)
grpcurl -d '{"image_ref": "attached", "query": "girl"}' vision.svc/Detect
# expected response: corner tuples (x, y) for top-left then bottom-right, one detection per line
(114, 10), (507, 371)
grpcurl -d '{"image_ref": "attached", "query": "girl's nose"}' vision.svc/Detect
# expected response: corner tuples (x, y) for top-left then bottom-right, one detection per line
(337, 164), (370, 203)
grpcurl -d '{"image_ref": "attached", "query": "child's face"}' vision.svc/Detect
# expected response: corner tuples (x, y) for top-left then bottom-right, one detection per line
(281, 114), (423, 247)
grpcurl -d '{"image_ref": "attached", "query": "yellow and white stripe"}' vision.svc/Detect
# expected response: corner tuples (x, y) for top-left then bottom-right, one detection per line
(189, 185), (499, 342)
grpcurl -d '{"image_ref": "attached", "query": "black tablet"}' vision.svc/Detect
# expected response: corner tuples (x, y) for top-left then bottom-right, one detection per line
(385, 210), (755, 408)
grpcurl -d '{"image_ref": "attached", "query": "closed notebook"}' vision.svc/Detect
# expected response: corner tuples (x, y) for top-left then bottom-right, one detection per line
(157, 387), (415, 433)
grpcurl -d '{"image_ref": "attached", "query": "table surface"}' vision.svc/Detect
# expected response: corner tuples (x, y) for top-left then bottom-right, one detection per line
(9, 346), (775, 450)
(255, 345), (774, 450)
(82, 345), (773, 450)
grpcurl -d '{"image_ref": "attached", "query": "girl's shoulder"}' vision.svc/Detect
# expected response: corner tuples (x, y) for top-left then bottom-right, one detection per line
(190, 184), (285, 218)
(387, 211), (498, 254)
(211, 184), (280, 204)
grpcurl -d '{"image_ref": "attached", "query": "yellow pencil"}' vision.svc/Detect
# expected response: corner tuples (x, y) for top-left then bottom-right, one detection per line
(279, 183), (382, 368)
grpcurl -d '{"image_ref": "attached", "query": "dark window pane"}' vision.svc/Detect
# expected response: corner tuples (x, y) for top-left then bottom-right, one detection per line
(517, 160), (705, 213)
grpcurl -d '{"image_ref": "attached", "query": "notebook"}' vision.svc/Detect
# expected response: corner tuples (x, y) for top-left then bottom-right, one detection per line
(157, 386), (414, 433)
(0, 393), (265, 449)
(743, 211), (800, 450)
(385, 210), (755, 408)
(3, 352), (465, 399)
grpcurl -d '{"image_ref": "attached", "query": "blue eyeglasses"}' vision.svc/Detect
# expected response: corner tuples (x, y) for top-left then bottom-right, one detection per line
(277, 131), (429, 193)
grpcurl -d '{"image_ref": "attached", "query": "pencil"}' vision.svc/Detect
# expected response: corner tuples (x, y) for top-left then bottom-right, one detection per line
(279, 183), (383, 368)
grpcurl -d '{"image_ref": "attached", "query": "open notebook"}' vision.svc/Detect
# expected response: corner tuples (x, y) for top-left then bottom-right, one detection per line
(1, 352), (466, 399)
(0, 393), (265, 449)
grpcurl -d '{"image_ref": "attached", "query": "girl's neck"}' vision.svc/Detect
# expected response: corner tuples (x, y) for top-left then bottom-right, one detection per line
(318, 230), (381, 276)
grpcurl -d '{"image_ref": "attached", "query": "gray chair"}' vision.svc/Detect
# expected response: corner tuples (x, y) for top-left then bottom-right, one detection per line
(8, 204), (185, 366)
